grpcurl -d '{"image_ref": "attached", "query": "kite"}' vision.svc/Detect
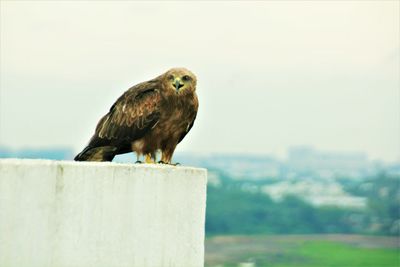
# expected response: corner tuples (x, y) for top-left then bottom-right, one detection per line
(74, 68), (198, 164)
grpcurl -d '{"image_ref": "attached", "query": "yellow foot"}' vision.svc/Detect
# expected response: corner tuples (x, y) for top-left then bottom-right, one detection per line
(144, 153), (154, 163)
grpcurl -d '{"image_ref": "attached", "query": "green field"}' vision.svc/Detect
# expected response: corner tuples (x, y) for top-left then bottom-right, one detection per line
(205, 235), (399, 267)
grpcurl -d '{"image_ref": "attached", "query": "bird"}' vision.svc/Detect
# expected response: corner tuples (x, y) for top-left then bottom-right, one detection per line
(74, 67), (198, 164)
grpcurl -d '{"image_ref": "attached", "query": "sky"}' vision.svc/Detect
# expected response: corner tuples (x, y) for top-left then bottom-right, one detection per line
(0, 1), (399, 162)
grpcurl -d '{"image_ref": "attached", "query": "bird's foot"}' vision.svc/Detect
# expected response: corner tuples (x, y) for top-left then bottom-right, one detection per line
(158, 161), (180, 166)
(144, 153), (155, 164)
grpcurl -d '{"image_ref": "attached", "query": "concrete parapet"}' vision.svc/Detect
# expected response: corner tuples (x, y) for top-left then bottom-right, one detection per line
(0, 159), (207, 267)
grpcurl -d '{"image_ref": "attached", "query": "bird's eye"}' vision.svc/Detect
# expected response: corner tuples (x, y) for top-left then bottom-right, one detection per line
(182, 75), (191, 81)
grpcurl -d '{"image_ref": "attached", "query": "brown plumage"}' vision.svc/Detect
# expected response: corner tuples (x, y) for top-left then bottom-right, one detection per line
(74, 68), (198, 164)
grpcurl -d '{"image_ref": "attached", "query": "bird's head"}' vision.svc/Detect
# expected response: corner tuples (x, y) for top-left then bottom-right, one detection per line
(163, 68), (197, 95)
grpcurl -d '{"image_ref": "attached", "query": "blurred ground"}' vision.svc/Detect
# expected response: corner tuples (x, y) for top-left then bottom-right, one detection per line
(205, 234), (399, 267)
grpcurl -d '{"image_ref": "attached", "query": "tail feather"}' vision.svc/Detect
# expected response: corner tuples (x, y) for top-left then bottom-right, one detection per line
(74, 146), (117, 162)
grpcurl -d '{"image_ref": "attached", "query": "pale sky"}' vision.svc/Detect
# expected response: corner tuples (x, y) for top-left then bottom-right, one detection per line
(0, 1), (399, 162)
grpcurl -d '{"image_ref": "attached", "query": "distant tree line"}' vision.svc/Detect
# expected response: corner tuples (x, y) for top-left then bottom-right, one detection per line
(205, 173), (399, 236)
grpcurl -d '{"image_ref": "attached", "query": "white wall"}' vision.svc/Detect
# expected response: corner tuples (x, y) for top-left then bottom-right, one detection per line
(0, 159), (207, 267)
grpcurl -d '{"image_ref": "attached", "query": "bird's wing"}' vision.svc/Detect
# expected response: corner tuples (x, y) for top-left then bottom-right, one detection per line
(178, 96), (199, 143)
(178, 115), (196, 144)
(93, 80), (161, 142)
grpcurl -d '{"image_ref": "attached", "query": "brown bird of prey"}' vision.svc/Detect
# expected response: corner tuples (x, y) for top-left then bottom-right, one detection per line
(74, 68), (198, 164)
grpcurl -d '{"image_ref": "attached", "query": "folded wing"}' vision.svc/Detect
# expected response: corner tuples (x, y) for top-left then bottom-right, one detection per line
(74, 80), (161, 161)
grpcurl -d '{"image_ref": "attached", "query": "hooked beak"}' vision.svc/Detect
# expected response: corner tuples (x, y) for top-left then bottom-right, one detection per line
(173, 78), (184, 92)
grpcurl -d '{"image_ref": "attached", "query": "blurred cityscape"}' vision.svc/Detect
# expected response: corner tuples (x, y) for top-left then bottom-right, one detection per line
(173, 147), (400, 209)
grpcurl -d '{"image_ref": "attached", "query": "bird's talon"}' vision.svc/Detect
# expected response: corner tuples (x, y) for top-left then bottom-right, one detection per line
(135, 160), (143, 164)
(158, 160), (166, 164)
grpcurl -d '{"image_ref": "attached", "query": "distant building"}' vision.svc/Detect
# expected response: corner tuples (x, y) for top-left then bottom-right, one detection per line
(287, 146), (372, 179)
(262, 180), (367, 208)
(174, 153), (282, 180)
